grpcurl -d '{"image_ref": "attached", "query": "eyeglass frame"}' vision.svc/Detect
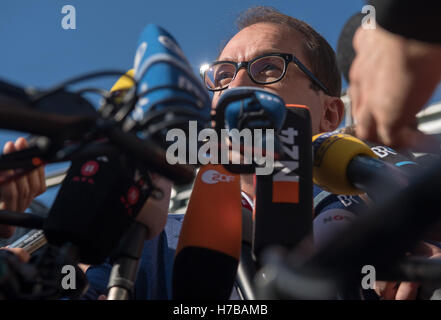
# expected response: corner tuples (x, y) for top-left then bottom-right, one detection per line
(200, 52), (330, 96)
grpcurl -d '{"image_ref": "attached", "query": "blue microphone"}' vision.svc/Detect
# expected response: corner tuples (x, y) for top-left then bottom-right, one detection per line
(214, 87), (286, 132)
(213, 87), (287, 174)
(126, 24), (211, 146)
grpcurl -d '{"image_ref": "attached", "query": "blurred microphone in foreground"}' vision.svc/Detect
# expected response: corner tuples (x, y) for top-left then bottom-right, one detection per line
(173, 164), (242, 300)
(45, 24), (211, 266)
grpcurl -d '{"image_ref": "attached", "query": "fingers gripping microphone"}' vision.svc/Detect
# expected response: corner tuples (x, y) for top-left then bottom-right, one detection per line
(173, 164), (242, 300)
(312, 132), (411, 200)
(127, 24), (211, 148)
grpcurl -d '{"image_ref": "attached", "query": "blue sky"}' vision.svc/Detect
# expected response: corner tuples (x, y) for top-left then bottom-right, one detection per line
(0, 0), (440, 205)
(2, 0), (439, 107)
(1, 0), (369, 88)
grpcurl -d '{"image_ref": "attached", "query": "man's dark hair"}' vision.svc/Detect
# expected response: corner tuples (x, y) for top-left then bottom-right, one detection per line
(236, 6), (341, 97)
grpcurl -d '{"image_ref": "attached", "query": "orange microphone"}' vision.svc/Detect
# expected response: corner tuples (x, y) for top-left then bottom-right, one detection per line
(173, 164), (242, 300)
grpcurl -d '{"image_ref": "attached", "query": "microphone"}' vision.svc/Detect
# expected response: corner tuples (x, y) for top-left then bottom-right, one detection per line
(253, 105), (313, 257)
(304, 157), (441, 285)
(0, 95), (97, 141)
(312, 131), (411, 200)
(337, 126), (423, 177)
(173, 164), (242, 300)
(126, 24), (211, 149)
(44, 24), (208, 265)
(43, 148), (154, 265)
(8, 230), (47, 255)
(336, 13), (364, 83)
(213, 86), (287, 174)
(214, 86), (287, 132)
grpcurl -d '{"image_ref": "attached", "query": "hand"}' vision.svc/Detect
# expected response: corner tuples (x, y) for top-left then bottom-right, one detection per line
(135, 173), (172, 240)
(0, 137), (46, 238)
(0, 247), (30, 263)
(374, 241), (441, 300)
(349, 26), (441, 152)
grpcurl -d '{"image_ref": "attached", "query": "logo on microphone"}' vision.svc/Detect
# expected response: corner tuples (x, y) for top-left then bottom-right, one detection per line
(201, 170), (235, 184)
(81, 161), (99, 177)
(127, 186), (140, 205)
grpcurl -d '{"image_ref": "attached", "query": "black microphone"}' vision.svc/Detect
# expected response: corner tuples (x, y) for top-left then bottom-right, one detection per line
(253, 105), (313, 258)
(43, 147), (153, 265)
(304, 157), (441, 283)
(44, 23), (208, 266)
(0, 95), (98, 141)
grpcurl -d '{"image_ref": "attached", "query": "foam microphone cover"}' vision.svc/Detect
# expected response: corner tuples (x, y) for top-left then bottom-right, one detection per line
(173, 164), (242, 300)
(337, 13), (364, 83)
(44, 149), (151, 264)
(253, 105), (313, 256)
(130, 24), (211, 145)
(216, 86), (287, 132)
(312, 132), (377, 195)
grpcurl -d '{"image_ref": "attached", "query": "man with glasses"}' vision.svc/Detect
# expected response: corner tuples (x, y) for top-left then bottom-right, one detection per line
(199, 5), (366, 297)
(81, 6), (354, 301)
(201, 6), (352, 248)
(200, 6), (441, 300)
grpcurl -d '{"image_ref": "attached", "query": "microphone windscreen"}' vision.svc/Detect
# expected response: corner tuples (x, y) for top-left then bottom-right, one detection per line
(215, 86), (287, 132)
(130, 24), (211, 143)
(44, 149), (152, 264)
(312, 132), (377, 195)
(173, 164), (242, 299)
(337, 13), (364, 83)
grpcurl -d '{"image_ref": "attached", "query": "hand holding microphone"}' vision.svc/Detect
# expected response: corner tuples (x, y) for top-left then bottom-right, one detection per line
(0, 138), (46, 238)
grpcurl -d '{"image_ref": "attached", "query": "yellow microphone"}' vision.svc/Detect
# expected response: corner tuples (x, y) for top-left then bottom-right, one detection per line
(312, 132), (409, 200)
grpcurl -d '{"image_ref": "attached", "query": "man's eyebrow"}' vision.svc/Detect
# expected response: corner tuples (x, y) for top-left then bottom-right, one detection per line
(217, 56), (235, 61)
(215, 50), (287, 62)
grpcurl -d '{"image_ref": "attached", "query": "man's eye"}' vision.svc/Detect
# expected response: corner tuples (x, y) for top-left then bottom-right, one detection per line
(215, 72), (234, 85)
(260, 64), (281, 73)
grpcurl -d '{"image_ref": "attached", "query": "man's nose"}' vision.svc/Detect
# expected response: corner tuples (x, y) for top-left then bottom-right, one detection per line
(228, 68), (254, 88)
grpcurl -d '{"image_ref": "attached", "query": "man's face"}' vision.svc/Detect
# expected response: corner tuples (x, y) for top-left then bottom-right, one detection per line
(212, 23), (332, 134)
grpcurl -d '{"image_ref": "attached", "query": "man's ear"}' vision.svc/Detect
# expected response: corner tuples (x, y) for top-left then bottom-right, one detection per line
(319, 96), (345, 132)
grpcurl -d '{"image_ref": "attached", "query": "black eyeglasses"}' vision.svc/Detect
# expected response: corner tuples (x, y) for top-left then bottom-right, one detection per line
(200, 52), (330, 95)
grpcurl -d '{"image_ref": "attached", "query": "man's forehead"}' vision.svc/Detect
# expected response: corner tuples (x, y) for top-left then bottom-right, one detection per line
(219, 26), (306, 64)
(220, 49), (286, 62)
